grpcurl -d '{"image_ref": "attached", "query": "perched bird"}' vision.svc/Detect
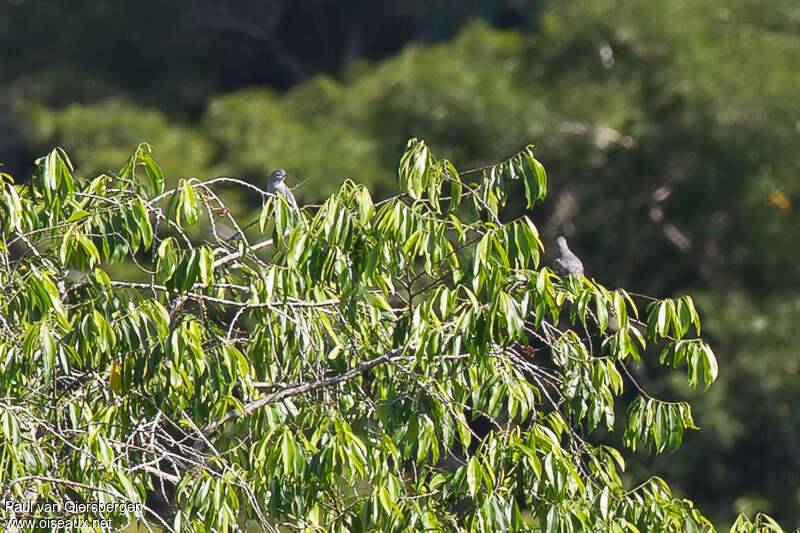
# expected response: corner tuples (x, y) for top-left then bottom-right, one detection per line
(266, 169), (299, 210)
(553, 236), (584, 277)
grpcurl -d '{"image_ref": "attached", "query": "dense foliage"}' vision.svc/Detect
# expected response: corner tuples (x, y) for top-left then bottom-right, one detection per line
(0, 142), (787, 531)
(2, 0), (799, 528)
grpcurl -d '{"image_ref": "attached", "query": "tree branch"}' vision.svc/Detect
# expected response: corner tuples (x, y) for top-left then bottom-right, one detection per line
(201, 348), (403, 438)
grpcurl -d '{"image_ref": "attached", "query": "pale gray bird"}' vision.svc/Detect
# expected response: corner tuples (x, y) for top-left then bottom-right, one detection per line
(266, 169), (298, 210)
(553, 236), (584, 277)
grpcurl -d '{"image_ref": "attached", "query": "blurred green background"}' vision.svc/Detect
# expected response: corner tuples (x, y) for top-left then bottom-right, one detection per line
(2, 0), (799, 528)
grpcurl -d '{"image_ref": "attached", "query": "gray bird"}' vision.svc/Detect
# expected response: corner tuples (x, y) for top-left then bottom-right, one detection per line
(266, 169), (299, 210)
(553, 236), (584, 277)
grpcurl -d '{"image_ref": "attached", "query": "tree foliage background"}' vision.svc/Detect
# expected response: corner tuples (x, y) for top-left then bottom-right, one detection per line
(1, 0), (799, 529)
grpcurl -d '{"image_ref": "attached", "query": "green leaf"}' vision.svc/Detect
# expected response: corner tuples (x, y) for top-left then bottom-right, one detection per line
(701, 344), (718, 388)
(444, 160), (463, 213)
(120, 143), (164, 194)
(683, 296), (701, 334)
(40, 325), (57, 378)
(281, 430), (294, 474)
(133, 197), (153, 248)
(599, 486), (610, 520)
(467, 455), (482, 497)
(199, 246), (214, 287)
(156, 237), (178, 284)
(357, 185), (374, 223)
(140, 148), (165, 195)
(595, 289), (609, 333)
(66, 210), (90, 222)
(519, 148), (547, 207)
(78, 235), (100, 267)
(181, 179), (200, 226)
(657, 301), (668, 337)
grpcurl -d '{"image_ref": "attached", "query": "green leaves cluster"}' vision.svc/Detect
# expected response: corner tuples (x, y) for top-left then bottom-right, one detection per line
(8, 2), (800, 525)
(0, 141), (785, 532)
(398, 139), (545, 215)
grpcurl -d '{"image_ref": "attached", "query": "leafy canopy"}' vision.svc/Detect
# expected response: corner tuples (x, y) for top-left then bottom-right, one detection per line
(0, 141), (783, 532)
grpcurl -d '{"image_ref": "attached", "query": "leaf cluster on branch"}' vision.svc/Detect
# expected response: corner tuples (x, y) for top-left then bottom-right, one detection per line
(0, 141), (783, 532)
